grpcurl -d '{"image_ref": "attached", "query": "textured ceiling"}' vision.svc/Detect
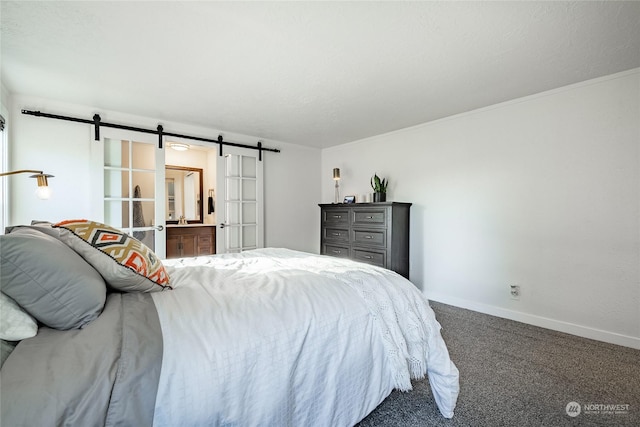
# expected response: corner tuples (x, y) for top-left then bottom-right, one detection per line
(1, 1), (639, 148)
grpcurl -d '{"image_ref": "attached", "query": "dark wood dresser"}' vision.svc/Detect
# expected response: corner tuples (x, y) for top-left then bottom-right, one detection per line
(319, 202), (411, 278)
(166, 225), (216, 259)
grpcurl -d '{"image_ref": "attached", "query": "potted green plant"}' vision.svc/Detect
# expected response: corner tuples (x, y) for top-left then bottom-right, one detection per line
(370, 173), (388, 202)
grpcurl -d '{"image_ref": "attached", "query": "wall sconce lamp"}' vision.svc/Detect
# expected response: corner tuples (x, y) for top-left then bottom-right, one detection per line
(333, 168), (341, 203)
(0, 170), (54, 199)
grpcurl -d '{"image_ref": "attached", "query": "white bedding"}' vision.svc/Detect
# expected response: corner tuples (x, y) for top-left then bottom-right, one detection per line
(152, 248), (459, 426)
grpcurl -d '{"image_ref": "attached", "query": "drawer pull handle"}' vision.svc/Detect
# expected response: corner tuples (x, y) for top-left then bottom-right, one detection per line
(363, 255), (373, 259)
(332, 250), (342, 254)
(366, 216), (374, 219)
(364, 235), (373, 239)
(332, 233), (341, 236)
(333, 215), (342, 219)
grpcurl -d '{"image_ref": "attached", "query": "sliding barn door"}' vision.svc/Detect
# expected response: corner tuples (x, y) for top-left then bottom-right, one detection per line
(216, 146), (264, 254)
(92, 128), (166, 258)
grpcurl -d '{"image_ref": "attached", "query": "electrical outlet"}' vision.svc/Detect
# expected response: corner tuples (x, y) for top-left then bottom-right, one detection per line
(510, 285), (521, 300)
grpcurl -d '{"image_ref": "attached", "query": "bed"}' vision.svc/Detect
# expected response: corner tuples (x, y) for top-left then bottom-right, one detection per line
(0, 220), (459, 426)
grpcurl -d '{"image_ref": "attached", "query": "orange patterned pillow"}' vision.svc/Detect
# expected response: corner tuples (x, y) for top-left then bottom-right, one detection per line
(53, 219), (171, 292)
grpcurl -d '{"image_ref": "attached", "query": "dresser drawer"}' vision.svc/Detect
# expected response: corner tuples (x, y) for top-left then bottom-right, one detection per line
(352, 209), (386, 226)
(322, 209), (350, 226)
(323, 227), (349, 243)
(322, 244), (350, 258)
(352, 228), (386, 247)
(352, 248), (386, 268)
(319, 202), (411, 278)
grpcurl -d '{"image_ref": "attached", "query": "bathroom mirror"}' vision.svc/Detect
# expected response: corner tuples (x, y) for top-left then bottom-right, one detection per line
(165, 165), (203, 224)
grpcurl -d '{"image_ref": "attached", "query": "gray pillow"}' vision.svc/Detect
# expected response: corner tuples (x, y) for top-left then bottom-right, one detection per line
(0, 227), (107, 330)
(0, 339), (17, 368)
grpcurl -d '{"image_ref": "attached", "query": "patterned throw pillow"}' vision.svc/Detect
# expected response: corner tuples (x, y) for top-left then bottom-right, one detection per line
(53, 219), (171, 292)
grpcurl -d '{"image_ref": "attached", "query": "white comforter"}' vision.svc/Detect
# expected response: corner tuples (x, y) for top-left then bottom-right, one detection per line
(151, 248), (459, 426)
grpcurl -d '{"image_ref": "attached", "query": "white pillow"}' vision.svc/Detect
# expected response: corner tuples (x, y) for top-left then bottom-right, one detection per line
(0, 292), (38, 341)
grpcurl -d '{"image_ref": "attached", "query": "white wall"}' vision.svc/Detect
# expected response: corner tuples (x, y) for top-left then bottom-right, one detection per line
(6, 94), (321, 253)
(264, 140), (321, 253)
(321, 69), (640, 349)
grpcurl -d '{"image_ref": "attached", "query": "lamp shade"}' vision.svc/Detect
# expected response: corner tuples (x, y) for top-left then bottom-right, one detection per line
(32, 173), (53, 199)
(333, 168), (340, 180)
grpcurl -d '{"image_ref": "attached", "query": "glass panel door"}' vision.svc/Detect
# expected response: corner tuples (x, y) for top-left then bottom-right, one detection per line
(216, 146), (263, 253)
(93, 129), (165, 258)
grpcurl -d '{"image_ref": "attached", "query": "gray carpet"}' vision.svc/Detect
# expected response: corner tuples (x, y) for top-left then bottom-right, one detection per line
(356, 301), (640, 426)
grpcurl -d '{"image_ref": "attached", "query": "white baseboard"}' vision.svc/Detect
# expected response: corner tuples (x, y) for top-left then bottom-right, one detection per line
(424, 292), (640, 350)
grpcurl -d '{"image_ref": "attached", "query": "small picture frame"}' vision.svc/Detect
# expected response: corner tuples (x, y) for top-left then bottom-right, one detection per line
(343, 195), (356, 204)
